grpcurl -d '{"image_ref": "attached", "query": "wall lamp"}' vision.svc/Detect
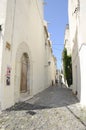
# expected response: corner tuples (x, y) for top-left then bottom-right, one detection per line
(44, 61), (51, 67)
(48, 61), (51, 66)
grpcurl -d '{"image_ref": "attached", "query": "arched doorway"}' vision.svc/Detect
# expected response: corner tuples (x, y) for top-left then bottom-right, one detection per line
(20, 53), (28, 93)
(14, 42), (33, 103)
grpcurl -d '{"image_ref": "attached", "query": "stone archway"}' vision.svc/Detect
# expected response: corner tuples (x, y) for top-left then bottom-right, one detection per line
(14, 42), (33, 102)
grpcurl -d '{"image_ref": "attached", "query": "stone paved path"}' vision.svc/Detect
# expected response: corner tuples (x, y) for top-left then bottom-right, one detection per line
(0, 84), (86, 130)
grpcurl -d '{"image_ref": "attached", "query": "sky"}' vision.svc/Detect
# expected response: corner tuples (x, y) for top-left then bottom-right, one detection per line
(44, 0), (68, 70)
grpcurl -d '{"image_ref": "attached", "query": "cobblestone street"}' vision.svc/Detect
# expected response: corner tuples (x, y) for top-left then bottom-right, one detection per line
(0, 84), (86, 130)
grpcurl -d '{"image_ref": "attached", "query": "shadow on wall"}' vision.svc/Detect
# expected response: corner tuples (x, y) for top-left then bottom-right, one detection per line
(71, 24), (81, 100)
(70, 0), (81, 100)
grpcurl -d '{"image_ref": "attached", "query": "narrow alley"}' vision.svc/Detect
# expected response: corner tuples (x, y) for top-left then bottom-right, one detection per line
(0, 84), (86, 130)
(1, 0), (86, 130)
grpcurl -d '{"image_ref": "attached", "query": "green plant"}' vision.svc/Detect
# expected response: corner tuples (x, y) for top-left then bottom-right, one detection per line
(62, 48), (72, 87)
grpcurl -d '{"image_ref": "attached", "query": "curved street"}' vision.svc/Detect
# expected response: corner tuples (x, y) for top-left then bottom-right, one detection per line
(0, 84), (86, 130)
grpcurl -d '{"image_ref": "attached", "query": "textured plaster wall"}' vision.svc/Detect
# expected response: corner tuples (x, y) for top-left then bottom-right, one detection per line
(68, 0), (86, 105)
(0, 0), (51, 110)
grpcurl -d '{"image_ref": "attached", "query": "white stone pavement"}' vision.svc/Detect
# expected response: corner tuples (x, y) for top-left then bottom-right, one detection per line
(0, 84), (86, 130)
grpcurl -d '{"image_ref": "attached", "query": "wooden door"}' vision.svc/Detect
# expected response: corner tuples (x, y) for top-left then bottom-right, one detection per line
(20, 55), (28, 93)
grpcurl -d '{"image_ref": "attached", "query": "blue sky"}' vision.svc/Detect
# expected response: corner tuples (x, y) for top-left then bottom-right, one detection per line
(44, 0), (68, 69)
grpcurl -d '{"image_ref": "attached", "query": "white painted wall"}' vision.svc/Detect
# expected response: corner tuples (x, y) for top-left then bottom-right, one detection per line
(0, 0), (56, 110)
(45, 43), (52, 87)
(50, 55), (57, 85)
(0, 0), (8, 110)
(79, 0), (86, 106)
(68, 0), (86, 106)
(64, 25), (71, 55)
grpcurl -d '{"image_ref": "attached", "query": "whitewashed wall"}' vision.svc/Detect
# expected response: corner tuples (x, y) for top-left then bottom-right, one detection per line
(68, 0), (86, 106)
(50, 55), (56, 85)
(0, 0), (54, 110)
(64, 25), (71, 55)
(79, 0), (86, 106)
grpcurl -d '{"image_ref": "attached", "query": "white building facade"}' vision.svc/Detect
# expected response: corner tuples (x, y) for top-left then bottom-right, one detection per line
(64, 24), (71, 56)
(44, 21), (57, 86)
(50, 55), (57, 85)
(68, 0), (86, 106)
(0, 0), (56, 110)
(62, 24), (71, 86)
